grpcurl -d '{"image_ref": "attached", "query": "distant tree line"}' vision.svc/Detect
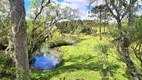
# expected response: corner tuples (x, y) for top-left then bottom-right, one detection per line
(55, 20), (107, 34)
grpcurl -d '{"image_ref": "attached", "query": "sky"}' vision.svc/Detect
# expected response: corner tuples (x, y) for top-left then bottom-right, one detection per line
(25, 0), (31, 12)
(24, 0), (142, 20)
(24, 0), (98, 20)
(25, 0), (31, 17)
(56, 0), (96, 19)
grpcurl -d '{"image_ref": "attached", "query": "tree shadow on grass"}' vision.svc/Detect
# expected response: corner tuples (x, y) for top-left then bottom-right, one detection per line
(31, 54), (122, 80)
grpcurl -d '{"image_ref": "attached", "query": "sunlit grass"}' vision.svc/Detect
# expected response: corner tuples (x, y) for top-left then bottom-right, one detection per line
(31, 37), (130, 80)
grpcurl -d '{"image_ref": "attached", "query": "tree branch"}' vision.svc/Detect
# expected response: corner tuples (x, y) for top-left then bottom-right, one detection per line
(110, 0), (120, 18)
(120, 11), (128, 20)
(104, 0), (118, 19)
(33, 0), (50, 22)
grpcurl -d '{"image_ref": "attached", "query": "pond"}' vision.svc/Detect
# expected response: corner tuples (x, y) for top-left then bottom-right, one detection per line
(31, 42), (79, 70)
(31, 54), (59, 70)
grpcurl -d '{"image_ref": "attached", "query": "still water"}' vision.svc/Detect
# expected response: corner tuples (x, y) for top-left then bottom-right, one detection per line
(31, 42), (79, 70)
(31, 54), (59, 70)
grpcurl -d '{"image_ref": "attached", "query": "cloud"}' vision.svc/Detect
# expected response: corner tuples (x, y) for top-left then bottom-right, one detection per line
(56, 0), (92, 20)
(55, 0), (106, 20)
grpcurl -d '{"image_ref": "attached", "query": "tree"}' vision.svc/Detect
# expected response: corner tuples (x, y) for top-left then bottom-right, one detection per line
(91, 4), (108, 40)
(27, 0), (78, 63)
(101, 9), (112, 33)
(9, 0), (30, 80)
(104, 0), (140, 79)
(89, 0), (141, 79)
(131, 15), (142, 79)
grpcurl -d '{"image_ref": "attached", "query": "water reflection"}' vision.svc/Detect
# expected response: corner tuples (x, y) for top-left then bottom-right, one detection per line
(31, 42), (79, 70)
(31, 54), (59, 70)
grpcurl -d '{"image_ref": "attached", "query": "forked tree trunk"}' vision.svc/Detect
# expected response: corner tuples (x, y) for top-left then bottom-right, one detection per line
(116, 21), (139, 80)
(9, 0), (30, 80)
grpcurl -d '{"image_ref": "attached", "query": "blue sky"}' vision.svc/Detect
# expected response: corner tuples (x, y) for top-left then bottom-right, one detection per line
(24, 0), (142, 20)
(25, 0), (30, 12)
(57, 0), (64, 2)
(25, 0), (30, 17)
(24, 0), (97, 19)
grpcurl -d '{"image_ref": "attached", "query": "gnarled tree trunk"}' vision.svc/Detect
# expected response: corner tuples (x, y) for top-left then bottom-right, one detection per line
(9, 0), (30, 80)
(119, 36), (139, 80)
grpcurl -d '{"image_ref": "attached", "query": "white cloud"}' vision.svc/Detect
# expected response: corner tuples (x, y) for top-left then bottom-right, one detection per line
(56, 0), (92, 20)
(55, 0), (106, 20)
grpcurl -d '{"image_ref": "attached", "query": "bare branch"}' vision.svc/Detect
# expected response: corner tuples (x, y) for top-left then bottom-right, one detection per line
(120, 11), (128, 20)
(110, 0), (120, 17)
(33, 0), (51, 22)
(104, 0), (118, 19)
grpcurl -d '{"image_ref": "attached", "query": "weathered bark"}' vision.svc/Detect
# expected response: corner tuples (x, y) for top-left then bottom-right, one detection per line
(119, 36), (139, 80)
(115, 21), (139, 79)
(102, 0), (140, 79)
(121, 48), (139, 80)
(9, 0), (30, 80)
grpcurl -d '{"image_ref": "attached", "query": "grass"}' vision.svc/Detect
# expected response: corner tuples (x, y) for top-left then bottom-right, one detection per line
(31, 37), (130, 80)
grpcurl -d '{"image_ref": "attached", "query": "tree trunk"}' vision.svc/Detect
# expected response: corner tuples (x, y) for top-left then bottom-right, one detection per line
(119, 36), (139, 80)
(104, 26), (105, 33)
(99, 8), (102, 40)
(9, 0), (30, 80)
(127, 2), (134, 40)
(121, 48), (139, 80)
(116, 19), (139, 80)
(117, 19), (123, 36)
(126, 2), (140, 80)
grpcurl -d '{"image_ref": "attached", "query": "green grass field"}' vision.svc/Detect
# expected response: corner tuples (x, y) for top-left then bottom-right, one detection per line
(31, 37), (132, 80)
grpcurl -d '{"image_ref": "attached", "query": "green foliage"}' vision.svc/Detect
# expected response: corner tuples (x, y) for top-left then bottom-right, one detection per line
(26, 20), (48, 60)
(91, 27), (98, 36)
(108, 23), (120, 38)
(1, 0), (141, 79)
(50, 30), (63, 45)
(0, 65), (16, 80)
(31, 38), (129, 80)
(48, 30), (95, 47)
(31, 72), (41, 80)
(0, 19), (10, 50)
(55, 20), (97, 34)
(50, 70), (101, 80)
(108, 21), (129, 38)
(94, 40), (110, 54)
(19, 73), (29, 80)
(132, 16), (142, 42)
(49, 30), (75, 47)
(130, 16), (142, 77)
(0, 58), (6, 65)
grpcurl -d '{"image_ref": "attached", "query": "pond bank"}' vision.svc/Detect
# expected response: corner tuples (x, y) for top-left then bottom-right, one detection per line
(31, 42), (79, 70)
